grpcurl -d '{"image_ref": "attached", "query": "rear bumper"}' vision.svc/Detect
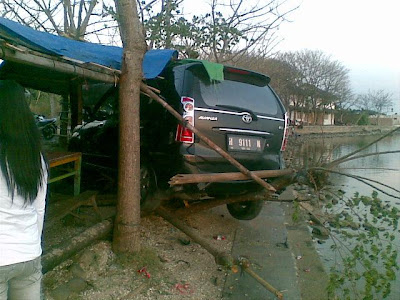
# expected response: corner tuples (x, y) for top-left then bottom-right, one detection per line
(179, 151), (284, 195)
(181, 153), (284, 174)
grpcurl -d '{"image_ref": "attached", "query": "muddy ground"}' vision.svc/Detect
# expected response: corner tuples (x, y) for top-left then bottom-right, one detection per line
(43, 200), (239, 300)
(42, 188), (331, 300)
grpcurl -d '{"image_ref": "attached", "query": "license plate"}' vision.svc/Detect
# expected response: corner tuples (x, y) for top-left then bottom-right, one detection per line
(227, 135), (264, 152)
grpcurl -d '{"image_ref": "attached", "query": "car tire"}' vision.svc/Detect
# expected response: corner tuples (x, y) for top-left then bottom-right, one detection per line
(226, 200), (264, 220)
(42, 126), (55, 140)
(140, 163), (158, 211)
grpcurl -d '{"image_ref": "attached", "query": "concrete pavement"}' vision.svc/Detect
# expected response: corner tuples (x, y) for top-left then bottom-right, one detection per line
(222, 201), (328, 300)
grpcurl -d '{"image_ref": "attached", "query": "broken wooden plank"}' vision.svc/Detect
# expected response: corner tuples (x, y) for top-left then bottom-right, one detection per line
(45, 190), (100, 227)
(169, 168), (295, 185)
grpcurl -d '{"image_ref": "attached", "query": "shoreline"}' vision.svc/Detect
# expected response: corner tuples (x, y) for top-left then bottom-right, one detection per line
(292, 125), (399, 138)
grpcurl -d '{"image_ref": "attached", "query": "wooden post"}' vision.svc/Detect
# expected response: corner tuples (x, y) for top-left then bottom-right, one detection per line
(70, 81), (83, 129)
(59, 94), (69, 146)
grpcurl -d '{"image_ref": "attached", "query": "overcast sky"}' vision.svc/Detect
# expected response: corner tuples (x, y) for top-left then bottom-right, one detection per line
(274, 0), (400, 113)
(184, 0), (399, 113)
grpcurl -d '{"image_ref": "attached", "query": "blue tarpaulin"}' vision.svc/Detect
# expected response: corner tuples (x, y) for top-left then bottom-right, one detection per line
(0, 17), (178, 79)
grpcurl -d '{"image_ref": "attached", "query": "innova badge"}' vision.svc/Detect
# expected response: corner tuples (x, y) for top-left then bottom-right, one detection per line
(242, 114), (253, 124)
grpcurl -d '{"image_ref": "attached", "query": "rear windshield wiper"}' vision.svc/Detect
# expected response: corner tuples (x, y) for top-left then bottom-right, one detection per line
(215, 104), (258, 121)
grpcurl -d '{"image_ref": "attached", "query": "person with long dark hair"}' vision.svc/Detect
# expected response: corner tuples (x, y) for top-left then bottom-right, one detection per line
(0, 80), (47, 299)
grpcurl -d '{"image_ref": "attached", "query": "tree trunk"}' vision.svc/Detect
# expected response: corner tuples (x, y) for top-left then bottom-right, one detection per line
(49, 93), (57, 118)
(113, 0), (147, 253)
(42, 219), (113, 273)
(59, 94), (69, 146)
(163, 0), (172, 48)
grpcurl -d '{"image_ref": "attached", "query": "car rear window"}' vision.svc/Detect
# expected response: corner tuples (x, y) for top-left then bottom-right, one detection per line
(189, 66), (281, 116)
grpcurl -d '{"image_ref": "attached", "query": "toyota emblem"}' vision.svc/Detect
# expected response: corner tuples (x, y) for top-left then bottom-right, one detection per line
(242, 114), (252, 124)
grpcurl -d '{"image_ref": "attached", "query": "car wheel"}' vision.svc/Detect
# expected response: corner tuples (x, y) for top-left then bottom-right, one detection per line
(226, 200), (264, 220)
(42, 126), (55, 140)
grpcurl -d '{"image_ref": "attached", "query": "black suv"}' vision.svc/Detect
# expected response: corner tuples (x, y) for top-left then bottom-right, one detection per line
(69, 61), (288, 220)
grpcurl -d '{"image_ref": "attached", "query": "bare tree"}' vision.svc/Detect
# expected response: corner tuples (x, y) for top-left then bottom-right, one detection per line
(0, 0), (119, 43)
(232, 53), (300, 112)
(113, 0), (146, 253)
(201, 0), (298, 63)
(356, 93), (373, 112)
(334, 88), (356, 124)
(278, 50), (351, 125)
(356, 89), (393, 119)
(371, 89), (393, 115)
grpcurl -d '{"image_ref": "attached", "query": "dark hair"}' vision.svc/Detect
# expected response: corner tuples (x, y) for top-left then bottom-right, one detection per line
(0, 80), (45, 203)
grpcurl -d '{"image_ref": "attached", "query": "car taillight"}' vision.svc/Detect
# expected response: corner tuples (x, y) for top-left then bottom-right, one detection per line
(280, 113), (289, 151)
(176, 96), (195, 144)
(225, 67), (250, 75)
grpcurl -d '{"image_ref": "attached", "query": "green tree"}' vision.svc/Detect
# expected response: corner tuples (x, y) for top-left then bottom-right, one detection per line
(139, 0), (298, 62)
(140, 0), (203, 57)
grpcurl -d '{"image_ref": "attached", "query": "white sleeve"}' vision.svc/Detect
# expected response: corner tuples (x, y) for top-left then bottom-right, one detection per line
(34, 157), (48, 235)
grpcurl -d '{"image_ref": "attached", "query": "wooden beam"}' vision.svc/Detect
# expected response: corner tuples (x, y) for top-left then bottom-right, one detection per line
(169, 169), (295, 185)
(0, 42), (119, 84)
(70, 80), (83, 128)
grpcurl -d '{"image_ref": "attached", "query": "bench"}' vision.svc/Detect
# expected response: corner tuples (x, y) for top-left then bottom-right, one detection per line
(48, 152), (82, 196)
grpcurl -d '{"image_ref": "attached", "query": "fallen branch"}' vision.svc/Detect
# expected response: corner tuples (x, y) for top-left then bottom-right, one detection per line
(310, 167), (400, 199)
(238, 257), (284, 300)
(42, 218), (114, 273)
(155, 206), (232, 267)
(326, 127), (400, 168)
(155, 206), (284, 299)
(330, 150), (400, 166)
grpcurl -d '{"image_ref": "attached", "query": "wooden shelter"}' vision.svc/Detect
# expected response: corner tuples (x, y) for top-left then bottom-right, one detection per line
(0, 17), (177, 129)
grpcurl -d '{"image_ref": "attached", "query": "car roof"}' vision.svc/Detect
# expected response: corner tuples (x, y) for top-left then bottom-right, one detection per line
(172, 60), (271, 85)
